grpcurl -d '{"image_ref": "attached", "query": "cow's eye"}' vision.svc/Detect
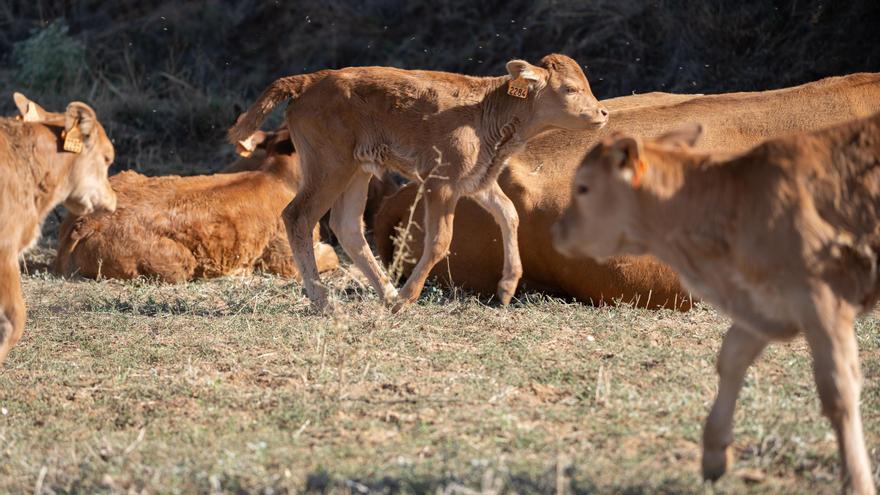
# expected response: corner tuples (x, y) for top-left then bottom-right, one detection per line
(577, 184), (589, 195)
(566, 86), (579, 94)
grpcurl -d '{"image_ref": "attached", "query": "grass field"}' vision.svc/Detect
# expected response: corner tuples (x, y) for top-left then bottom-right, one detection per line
(1, 246), (879, 494)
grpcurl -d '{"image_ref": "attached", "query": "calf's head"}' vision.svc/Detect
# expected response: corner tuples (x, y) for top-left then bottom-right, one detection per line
(552, 124), (703, 260)
(59, 102), (117, 216)
(507, 54), (608, 133)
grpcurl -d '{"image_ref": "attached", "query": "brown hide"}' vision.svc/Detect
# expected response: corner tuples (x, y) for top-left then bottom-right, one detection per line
(375, 73), (880, 309)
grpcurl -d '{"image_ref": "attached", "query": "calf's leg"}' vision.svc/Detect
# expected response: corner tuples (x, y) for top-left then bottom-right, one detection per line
(0, 255), (26, 365)
(330, 170), (398, 305)
(803, 287), (874, 495)
(392, 181), (458, 312)
(283, 153), (355, 312)
(470, 181), (522, 305)
(702, 324), (768, 481)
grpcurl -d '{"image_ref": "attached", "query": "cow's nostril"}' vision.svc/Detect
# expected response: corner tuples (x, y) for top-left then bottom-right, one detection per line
(599, 107), (609, 117)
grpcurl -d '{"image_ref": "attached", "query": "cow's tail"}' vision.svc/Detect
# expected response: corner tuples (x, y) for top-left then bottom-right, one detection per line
(227, 74), (319, 145)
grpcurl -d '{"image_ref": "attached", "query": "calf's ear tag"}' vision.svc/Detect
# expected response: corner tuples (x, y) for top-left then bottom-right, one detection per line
(508, 76), (529, 98)
(62, 121), (84, 154)
(631, 158), (649, 188)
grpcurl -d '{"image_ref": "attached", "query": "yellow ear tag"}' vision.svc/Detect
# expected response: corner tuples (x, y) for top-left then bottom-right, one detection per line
(62, 121), (84, 154)
(631, 158), (649, 188)
(508, 76), (529, 98)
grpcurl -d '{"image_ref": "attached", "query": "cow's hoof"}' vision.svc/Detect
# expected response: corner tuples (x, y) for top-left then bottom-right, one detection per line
(701, 447), (732, 482)
(391, 300), (409, 314)
(496, 279), (518, 305)
(381, 287), (400, 308)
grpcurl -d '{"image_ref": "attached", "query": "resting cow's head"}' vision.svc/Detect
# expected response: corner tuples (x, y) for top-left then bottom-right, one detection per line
(552, 123), (704, 260)
(506, 53), (608, 133)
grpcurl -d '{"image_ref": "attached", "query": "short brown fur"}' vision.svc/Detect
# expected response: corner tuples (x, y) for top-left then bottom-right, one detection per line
(554, 112), (880, 494)
(376, 73), (880, 309)
(229, 54), (608, 312)
(54, 130), (338, 282)
(0, 94), (116, 364)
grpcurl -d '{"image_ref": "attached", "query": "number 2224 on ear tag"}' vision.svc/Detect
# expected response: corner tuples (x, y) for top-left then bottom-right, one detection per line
(508, 77), (529, 98)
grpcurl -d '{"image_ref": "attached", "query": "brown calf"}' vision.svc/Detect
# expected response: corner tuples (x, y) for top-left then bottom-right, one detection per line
(54, 129), (339, 282)
(0, 93), (116, 364)
(376, 73), (880, 308)
(553, 113), (880, 493)
(229, 54), (608, 312)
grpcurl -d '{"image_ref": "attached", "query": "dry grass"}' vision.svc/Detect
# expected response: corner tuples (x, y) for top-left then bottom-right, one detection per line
(1, 3), (879, 493)
(3, 246), (880, 494)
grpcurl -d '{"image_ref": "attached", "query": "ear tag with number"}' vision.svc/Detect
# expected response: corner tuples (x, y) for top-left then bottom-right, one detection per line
(508, 76), (529, 98)
(62, 120), (84, 154)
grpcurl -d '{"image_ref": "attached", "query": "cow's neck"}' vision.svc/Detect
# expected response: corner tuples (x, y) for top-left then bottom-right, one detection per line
(29, 128), (76, 222)
(635, 152), (726, 261)
(475, 80), (541, 171)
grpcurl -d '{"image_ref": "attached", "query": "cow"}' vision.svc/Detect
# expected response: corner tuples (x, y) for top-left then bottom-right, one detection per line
(552, 112), (880, 494)
(228, 54), (609, 312)
(53, 128), (339, 282)
(0, 92), (116, 364)
(375, 73), (880, 309)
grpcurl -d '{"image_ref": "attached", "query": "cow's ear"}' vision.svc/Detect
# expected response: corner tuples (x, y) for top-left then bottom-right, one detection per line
(236, 130), (268, 157)
(654, 123), (703, 148)
(14, 93), (49, 122)
(506, 59), (548, 92)
(63, 102), (98, 153)
(607, 134), (648, 188)
(65, 102), (97, 136)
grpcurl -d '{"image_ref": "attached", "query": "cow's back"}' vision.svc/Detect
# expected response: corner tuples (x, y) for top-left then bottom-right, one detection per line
(374, 74), (880, 309)
(54, 170), (294, 281)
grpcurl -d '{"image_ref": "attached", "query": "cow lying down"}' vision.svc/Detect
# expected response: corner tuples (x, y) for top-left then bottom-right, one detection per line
(554, 113), (880, 494)
(375, 73), (880, 310)
(53, 128), (339, 282)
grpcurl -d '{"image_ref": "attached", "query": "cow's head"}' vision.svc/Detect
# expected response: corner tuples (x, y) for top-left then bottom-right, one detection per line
(61, 102), (117, 216)
(506, 53), (608, 133)
(552, 124), (703, 260)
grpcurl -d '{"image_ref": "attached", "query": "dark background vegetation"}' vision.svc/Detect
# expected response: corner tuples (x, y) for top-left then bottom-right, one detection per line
(1, 0), (878, 175)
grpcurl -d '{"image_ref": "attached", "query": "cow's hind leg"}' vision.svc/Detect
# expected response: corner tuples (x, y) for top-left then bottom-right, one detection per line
(330, 170), (398, 305)
(803, 285), (874, 495)
(0, 253), (26, 365)
(283, 151), (355, 312)
(702, 323), (768, 481)
(471, 181), (522, 305)
(392, 180), (458, 312)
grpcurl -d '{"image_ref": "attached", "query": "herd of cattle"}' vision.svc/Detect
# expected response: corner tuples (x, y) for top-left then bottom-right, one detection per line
(2, 53), (879, 492)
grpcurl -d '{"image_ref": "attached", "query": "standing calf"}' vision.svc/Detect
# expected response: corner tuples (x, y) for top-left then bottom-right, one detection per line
(0, 93), (116, 364)
(376, 73), (880, 309)
(553, 113), (880, 494)
(229, 54), (608, 312)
